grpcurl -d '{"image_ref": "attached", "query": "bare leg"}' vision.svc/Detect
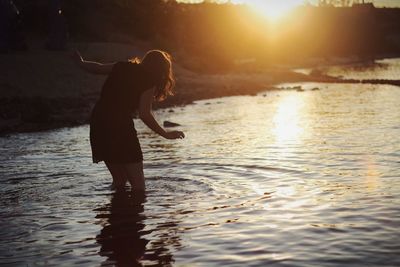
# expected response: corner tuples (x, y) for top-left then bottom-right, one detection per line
(124, 162), (145, 193)
(105, 162), (127, 190)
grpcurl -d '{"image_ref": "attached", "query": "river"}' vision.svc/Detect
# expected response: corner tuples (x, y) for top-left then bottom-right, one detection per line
(1, 59), (399, 266)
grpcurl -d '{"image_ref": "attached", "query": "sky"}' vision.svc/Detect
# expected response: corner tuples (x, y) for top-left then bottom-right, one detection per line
(370, 0), (400, 6)
(177, 0), (400, 8)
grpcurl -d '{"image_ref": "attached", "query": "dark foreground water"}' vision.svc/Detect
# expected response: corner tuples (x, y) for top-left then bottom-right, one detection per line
(1, 60), (400, 266)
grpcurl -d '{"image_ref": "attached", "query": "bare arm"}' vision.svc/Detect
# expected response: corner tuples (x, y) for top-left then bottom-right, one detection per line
(139, 88), (185, 139)
(71, 50), (115, 75)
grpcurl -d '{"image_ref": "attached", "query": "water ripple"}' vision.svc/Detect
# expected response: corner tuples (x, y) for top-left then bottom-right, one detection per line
(1, 60), (400, 266)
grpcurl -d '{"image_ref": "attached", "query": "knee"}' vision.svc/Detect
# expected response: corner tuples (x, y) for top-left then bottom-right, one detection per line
(127, 175), (145, 190)
(112, 182), (126, 191)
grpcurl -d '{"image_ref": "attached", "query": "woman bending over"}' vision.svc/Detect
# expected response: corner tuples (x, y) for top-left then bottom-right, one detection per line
(72, 49), (185, 194)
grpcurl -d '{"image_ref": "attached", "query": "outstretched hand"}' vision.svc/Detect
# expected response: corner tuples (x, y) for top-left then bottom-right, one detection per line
(70, 50), (83, 65)
(164, 130), (185, 140)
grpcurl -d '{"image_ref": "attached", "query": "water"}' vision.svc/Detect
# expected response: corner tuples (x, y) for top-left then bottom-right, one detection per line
(294, 57), (400, 80)
(1, 60), (400, 266)
(323, 58), (400, 80)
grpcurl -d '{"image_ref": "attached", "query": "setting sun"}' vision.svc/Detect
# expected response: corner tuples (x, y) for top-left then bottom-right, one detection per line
(241, 0), (305, 21)
(178, 0), (306, 21)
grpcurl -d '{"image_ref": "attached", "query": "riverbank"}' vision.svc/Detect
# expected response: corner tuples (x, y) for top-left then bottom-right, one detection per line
(1, 42), (398, 135)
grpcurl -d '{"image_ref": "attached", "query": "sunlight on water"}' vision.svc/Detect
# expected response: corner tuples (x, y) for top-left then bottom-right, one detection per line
(272, 93), (305, 144)
(363, 155), (381, 191)
(1, 59), (400, 266)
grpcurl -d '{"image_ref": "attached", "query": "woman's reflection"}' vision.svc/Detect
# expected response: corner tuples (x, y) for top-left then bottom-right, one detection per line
(95, 190), (182, 266)
(96, 191), (148, 266)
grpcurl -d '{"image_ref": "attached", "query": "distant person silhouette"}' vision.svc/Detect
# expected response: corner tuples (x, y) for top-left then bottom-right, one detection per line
(72, 50), (184, 194)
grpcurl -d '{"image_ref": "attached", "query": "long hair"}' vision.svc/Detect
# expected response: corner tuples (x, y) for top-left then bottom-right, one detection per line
(132, 50), (175, 102)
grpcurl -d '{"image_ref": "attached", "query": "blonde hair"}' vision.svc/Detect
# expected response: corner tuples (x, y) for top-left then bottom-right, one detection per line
(130, 50), (175, 101)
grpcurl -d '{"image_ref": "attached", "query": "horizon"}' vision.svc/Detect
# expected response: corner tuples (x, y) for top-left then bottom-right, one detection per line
(176, 0), (400, 22)
(177, 0), (400, 8)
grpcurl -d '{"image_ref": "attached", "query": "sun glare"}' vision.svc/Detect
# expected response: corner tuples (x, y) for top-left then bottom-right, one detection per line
(178, 0), (305, 21)
(272, 93), (304, 143)
(237, 0), (304, 21)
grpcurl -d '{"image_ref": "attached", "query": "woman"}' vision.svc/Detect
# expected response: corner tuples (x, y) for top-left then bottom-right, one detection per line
(72, 49), (185, 193)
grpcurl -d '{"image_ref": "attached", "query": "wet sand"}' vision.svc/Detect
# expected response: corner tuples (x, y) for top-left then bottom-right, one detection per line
(1, 42), (399, 135)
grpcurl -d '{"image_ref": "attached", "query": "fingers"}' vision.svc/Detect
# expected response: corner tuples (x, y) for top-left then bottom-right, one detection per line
(70, 50), (82, 61)
(166, 131), (185, 139)
(174, 131), (185, 139)
(74, 49), (81, 57)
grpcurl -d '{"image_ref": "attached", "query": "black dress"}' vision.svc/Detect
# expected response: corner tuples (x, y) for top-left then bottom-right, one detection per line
(90, 62), (153, 163)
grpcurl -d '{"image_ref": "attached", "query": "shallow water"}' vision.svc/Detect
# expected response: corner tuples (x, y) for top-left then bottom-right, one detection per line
(1, 60), (400, 266)
(323, 58), (400, 80)
(295, 57), (400, 80)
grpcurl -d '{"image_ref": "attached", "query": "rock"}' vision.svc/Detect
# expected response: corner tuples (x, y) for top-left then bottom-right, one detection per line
(163, 120), (181, 128)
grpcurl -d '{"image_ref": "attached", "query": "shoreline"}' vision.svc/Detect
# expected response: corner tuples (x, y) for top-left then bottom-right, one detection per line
(2, 76), (399, 136)
(1, 43), (399, 136)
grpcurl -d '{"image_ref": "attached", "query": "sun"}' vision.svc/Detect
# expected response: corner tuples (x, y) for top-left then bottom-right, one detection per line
(242, 0), (304, 21)
(177, 0), (305, 22)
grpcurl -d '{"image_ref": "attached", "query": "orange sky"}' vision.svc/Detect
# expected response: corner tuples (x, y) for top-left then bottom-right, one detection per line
(176, 0), (400, 21)
(177, 0), (400, 8)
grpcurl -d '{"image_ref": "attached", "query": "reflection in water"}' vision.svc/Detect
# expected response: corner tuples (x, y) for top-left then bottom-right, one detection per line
(363, 155), (381, 191)
(96, 191), (148, 266)
(95, 191), (182, 267)
(272, 94), (305, 144)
